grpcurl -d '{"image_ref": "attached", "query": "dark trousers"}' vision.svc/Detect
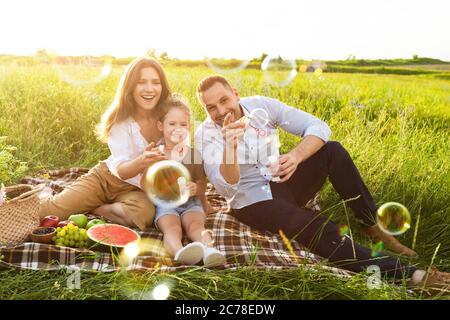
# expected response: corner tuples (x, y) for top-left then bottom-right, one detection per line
(234, 141), (416, 279)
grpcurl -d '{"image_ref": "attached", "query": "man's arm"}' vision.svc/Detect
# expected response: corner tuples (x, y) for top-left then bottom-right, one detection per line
(264, 97), (331, 183)
(194, 120), (241, 200)
(290, 135), (326, 164)
(219, 112), (244, 184)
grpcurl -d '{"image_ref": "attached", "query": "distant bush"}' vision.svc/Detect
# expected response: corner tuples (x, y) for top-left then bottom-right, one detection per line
(325, 65), (441, 75)
(326, 57), (449, 67)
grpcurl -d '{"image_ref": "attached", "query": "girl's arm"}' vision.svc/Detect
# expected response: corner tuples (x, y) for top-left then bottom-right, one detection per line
(195, 177), (215, 215)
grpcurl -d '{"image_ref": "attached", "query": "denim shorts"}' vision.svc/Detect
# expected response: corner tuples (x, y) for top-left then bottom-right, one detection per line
(154, 197), (205, 226)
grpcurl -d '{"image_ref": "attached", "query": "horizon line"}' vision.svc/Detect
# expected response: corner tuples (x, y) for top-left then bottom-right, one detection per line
(1, 51), (449, 63)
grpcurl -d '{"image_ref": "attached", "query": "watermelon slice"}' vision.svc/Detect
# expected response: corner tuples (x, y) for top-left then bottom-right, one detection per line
(87, 224), (140, 251)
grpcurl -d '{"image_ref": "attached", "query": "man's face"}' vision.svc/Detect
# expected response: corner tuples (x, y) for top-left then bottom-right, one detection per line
(198, 82), (240, 126)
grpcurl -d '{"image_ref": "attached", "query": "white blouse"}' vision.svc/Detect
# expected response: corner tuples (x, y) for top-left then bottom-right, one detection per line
(105, 117), (150, 188)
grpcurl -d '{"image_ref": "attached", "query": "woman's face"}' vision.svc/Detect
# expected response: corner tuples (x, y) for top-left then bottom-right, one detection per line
(132, 67), (162, 113)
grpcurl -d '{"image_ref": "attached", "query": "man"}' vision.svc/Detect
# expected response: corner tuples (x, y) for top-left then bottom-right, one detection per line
(194, 75), (450, 289)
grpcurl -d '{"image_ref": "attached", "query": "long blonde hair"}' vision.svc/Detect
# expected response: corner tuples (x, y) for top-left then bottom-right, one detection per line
(96, 57), (172, 142)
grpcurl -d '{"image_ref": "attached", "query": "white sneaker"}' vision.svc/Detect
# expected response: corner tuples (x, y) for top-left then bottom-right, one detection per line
(203, 246), (226, 267)
(174, 242), (204, 265)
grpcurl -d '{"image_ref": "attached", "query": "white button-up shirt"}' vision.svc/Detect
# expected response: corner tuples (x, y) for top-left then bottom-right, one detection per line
(105, 117), (149, 188)
(194, 95), (331, 209)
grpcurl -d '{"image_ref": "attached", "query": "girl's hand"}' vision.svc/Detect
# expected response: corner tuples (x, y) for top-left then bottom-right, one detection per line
(140, 142), (167, 168)
(186, 181), (198, 197)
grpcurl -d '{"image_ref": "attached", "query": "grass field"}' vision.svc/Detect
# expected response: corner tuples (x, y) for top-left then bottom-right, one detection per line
(0, 61), (449, 299)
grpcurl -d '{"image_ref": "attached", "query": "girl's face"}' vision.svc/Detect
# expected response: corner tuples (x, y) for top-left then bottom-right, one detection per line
(132, 67), (162, 113)
(158, 108), (190, 145)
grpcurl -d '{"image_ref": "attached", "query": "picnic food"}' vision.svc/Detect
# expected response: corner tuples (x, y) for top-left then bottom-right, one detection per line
(86, 219), (105, 230)
(87, 224), (140, 251)
(53, 223), (89, 248)
(57, 220), (77, 228)
(40, 215), (60, 228)
(31, 227), (56, 244)
(68, 214), (88, 228)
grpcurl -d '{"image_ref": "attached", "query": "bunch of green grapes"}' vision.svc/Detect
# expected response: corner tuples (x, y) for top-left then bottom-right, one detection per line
(53, 224), (89, 248)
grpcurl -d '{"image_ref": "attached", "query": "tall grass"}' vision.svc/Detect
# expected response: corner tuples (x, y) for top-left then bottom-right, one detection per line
(0, 63), (449, 299)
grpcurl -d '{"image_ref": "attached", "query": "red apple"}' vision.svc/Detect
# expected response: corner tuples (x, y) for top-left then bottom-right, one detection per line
(57, 220), (77, 228)
(40, 215), (60, 228)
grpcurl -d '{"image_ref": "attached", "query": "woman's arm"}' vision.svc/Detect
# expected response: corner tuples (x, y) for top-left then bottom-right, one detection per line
(117, 156), (147, 181)
(118, 143), (167, 181)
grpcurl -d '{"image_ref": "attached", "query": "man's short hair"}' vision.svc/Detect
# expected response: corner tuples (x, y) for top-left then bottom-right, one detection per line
(196, 75), (233, 101)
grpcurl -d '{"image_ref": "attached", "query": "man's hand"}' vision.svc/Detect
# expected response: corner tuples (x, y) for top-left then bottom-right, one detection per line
(271, 152), (302, 183)
(221, 112), (245, 150)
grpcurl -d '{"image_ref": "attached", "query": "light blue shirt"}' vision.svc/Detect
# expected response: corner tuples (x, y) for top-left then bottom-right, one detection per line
(194, 95), (331, 209)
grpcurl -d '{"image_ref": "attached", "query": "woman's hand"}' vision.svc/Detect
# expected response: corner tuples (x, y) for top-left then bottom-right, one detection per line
(140, 142), (167, 169)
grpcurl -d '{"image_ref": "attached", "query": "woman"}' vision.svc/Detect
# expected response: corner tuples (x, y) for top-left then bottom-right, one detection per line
(39, 57), (171, 230)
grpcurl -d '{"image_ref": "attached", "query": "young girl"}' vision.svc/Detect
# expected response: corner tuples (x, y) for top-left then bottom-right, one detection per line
(39, 57), (172, 230)
(141, 96), (226, 266)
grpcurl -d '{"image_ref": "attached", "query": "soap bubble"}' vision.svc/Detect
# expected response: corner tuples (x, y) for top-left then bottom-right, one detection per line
(205, 57), (250, 74)
(142, 160), (191, 209)
(376, 202), (411, 236)
(204, 30), (253, 74)
(261, 55), (297, 86)
(240, 108), (270, 137)
(201, 229), (215, 246)
(248, 108), (269, 128)
(43, 51), (113, 86)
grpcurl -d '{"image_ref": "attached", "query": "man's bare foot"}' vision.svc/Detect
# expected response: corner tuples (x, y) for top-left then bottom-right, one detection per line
(409, 267), (450, 296)
(361, 224), (418, 257)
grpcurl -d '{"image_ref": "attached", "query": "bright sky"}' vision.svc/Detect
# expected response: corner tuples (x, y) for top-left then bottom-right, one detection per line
(0, 0), (449, 60)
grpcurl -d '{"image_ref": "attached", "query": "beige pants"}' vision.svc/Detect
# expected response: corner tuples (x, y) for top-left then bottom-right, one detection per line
(39, 161), (155, 230)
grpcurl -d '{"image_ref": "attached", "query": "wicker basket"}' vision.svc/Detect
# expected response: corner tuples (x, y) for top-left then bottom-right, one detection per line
(0, 184), (43, 246)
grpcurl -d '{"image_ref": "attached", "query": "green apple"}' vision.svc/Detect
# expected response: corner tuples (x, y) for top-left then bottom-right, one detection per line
(68, 214), (88, 228)
(86, 219), (105, 230)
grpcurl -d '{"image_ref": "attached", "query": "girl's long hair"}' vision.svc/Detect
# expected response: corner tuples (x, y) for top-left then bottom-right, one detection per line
(96, 57), (171, 142)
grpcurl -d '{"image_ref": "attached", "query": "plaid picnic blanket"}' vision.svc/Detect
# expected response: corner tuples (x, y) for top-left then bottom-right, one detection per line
(0, 167), (353, 278)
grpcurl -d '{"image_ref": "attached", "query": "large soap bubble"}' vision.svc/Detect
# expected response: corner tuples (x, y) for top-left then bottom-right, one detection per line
(142, 160), (191, 209)
(376, 202), (411, 236)
(261, 55), (297, 87)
